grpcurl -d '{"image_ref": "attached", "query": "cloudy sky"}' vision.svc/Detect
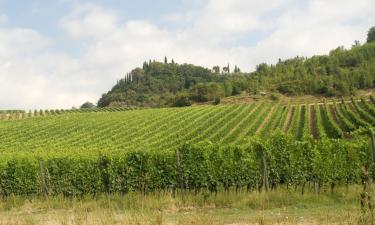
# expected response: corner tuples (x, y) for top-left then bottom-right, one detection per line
(0, 0), (374, 109)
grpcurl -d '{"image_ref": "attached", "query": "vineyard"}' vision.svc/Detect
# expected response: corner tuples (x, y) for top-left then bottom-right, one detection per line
(0, 96), (375, 196)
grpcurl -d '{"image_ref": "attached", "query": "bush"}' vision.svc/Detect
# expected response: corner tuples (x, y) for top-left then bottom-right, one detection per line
(80, 102), (96, 109)
(270, 94), (279, 101)
(173, 94), (192, 107)
(213, 96), (221, 105)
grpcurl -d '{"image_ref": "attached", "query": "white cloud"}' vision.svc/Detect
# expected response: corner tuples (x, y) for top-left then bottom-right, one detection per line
(60, 3), (117, 39)
(1, 0), (375, 109)
(248, 0), (375, 64)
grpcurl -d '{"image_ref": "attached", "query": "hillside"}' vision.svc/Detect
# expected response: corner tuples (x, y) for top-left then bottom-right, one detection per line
(97, 42), (375, 108)
(0, 96), (374, 198)
(1, 96), (375, 154)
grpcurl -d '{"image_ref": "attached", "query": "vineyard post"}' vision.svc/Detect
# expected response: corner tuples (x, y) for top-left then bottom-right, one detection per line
(371, 129), (375, 179)
(261, 152), (269, 192)
(38, 158), (48, 199)
(175, 149), (185, 201)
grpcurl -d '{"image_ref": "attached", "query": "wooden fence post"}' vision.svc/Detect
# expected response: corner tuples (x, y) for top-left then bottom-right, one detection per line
(175, 149), (184, 201)
(38, 159), (48, 199)
(371, 129), (375, 166)
(261, 152), (269, 192)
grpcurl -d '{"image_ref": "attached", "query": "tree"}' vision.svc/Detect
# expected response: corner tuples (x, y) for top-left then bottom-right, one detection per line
(173, 93), (192, 107)
(352, 40), (360, 48)
(164, 56), (168, 64)
(367, 27), (375, 43)
(222, 64), (230, 73)
(80, 102), (96, 109)
(212, 66), (220, 74)
(234, 65), (241, 73)
(142, 61), (149, 71)
(213, 96), (221, 105)
(223, 81), (233, 96)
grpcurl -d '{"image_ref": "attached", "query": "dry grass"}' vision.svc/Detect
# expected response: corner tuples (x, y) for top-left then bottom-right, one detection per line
(0, 186), (370, 225)
(199, 89), (375, 106)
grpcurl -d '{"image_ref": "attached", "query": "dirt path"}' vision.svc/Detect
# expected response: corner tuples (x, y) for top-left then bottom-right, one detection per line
(348, 102), (357, 112)
(283, 106), (295, 132)
(255, 105), (276, 134)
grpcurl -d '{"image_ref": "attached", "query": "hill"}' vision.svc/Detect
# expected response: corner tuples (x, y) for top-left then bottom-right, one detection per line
(98, 42), (375, 108)
(1, 96), (374, 154)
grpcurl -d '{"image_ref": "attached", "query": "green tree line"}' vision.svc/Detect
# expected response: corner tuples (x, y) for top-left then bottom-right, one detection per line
(97, 29), (375, 108)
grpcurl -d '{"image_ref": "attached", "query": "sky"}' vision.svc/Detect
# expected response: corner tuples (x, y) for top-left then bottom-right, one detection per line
(0, 0), (374, 109)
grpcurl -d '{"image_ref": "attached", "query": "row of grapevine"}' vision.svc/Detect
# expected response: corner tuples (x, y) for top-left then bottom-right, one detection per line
(287, 104), (302, 136)
(320, 99), (343, 138)
(340, 98), (369, 127)
(158, 106), (227, 149)
(0, 133), (370, 197)
(258, 104), (284, 138)
(351, 97), (375, 125)
(295, 104), (307, 140)
(217, 104), (258, 144)
(208, 104), (252, 143)
(220, 103), (263, 144)
(0, 110), (25, 114)
(239, 103), (273, 142)
(360, 97), (375, 117)
(314, 103), (326, 138)
(275, 102), (291, 132)
(189, 105), (244, 143)
(301, 103), (310, 139)
(0, 107), (138, 121)
(332, 100), (356, 133)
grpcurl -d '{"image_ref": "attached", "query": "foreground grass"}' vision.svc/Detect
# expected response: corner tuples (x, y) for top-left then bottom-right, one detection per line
(0, 186), (370, 225)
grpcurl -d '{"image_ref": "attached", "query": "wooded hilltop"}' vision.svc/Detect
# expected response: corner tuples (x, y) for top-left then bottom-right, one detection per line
(97, 27), (375, 108)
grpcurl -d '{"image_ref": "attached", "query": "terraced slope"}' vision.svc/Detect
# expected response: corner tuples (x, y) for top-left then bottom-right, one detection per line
(0, 97), (374, 153)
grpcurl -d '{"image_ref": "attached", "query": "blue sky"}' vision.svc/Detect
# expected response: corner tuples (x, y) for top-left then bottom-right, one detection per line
(0, 1), (203, 34)
(0, 0), (374, 109)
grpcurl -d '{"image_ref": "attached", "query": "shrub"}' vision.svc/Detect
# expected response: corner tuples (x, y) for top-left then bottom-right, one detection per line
(213, 96), (221, 105)
(270, 94), (279, 101)
(173, 94), (192, 107)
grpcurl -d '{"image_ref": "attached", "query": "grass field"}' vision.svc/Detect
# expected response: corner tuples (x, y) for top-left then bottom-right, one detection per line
(0, 186), (369, 225)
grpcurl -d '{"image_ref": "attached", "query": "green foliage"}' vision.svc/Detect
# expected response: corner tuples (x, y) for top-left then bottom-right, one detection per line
(270, 94), (279, 101)
(351, 97), (375, 125)
(260, 43), (375, 96)
(314, 102), (326, 139)
(288, 104), (302, 137)
(173, 93), (192, 107)
(2, 97), (375, 197)
(0, 134), (370, 197)
(80, 102), (96, 109)
(213, 96), (221, 105)
(367, 26), (375, 43)
(333, 99), (356, 133)
(320, 99), (343, 138)
(361, 97), (375, 117)
(340, 98), (369, 128)
(190, 82), (224, 102)
(98, 40), (375, 108)
(302, 103), (311, 139)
